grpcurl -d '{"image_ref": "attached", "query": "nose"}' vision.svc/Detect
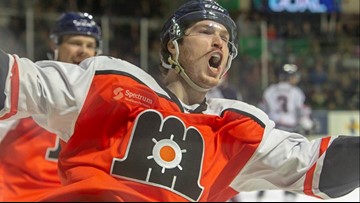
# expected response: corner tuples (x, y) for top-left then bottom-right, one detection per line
(212, 34), (224, 50)
(78, 45), (92, 56)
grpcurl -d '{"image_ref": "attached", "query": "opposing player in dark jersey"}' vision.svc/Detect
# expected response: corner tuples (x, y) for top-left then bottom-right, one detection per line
(0, 0), (358, 201)
(0, 12), (102, 201)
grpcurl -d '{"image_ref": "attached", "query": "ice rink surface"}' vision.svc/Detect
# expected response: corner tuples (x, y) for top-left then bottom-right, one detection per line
(231, 188), (359, 202)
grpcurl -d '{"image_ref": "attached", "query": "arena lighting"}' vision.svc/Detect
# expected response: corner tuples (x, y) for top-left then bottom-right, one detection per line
(268, 0), (339, 13)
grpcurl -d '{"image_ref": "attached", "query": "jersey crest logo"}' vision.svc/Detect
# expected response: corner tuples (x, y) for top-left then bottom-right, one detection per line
(111, 109), (204, 201)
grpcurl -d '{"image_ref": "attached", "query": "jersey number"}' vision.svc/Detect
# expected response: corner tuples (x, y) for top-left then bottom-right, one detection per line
(277, 95), (288, 113)
(45, 136), (61, 162)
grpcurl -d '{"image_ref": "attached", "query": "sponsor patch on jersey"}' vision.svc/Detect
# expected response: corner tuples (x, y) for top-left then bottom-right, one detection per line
(112, 85), (156, 108)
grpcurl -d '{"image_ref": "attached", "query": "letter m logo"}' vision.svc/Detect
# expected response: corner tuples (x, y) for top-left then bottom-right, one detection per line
(110, 110), (204, 201)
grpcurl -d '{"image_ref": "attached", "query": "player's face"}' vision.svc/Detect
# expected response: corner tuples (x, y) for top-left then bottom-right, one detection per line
(57, 35), (97, 64)
(172, 20), (231, 89)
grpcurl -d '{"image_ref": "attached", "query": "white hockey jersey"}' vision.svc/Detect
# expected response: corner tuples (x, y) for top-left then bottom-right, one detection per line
(261, 82), (312, 131)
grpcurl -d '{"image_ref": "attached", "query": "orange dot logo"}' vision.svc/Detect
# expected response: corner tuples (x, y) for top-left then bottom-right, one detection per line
(148, 135), (187, 173)
(160, 146), (175, 162)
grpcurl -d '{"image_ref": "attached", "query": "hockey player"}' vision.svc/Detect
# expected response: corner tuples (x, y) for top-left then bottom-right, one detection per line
(260, 64), (314, 134)
(0, 12), (102, 201)
(257, 64), (315, 202)
(0, 0), (358, 201)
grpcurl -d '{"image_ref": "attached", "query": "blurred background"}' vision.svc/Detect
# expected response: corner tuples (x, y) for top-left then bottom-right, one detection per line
(0, 0), (359, 137)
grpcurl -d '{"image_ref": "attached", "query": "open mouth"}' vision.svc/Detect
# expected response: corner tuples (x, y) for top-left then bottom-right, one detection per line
(209, 53), (222, 70)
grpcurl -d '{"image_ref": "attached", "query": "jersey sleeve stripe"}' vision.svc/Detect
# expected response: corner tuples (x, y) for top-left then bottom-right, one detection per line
(303, 136), (331, 198)
(221, 108), (266, 128)
(0, 54), (19, 119)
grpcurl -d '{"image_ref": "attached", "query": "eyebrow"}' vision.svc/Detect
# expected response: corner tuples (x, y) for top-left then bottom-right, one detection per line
(193, 23), (229, 36)
(66, 38), (96, 44)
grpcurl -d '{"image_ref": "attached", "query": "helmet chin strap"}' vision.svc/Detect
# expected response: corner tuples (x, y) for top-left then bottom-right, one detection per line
(53, 49), (59, 61)
(47, 48), (59, 60)
(168, 56), (210, 92)
(168, 40), (210, 93)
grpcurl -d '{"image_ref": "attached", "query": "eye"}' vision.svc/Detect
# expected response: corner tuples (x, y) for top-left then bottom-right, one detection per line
(220, 35), (229, 43)
(68, 41), (81, 46)
(87, 44), (97, 50)
(199, 28), (213, 35)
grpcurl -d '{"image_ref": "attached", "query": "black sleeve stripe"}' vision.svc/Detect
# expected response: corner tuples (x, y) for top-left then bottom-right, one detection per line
(0, 50), (10, 110)
(221, 108), (266, 128)
(319, 136), (360, 198)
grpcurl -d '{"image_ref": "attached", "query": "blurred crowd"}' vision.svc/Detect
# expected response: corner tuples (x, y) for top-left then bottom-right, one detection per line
(233, 10), (359, 110)
(0, 0), (359, 110)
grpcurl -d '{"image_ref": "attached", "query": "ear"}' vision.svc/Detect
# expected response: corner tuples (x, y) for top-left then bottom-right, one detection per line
(167, 40), (176, 55)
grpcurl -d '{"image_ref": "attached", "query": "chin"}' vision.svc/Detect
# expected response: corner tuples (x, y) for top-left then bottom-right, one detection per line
(206, 81), (220, 89)
(199, 75), (220, 88)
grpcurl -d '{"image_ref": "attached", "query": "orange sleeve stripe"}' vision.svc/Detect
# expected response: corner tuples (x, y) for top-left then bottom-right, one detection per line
(303, 136), (331, 198)
(0, 56), (19, 119)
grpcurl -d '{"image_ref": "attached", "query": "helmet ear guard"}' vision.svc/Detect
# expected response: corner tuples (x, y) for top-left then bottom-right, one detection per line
(168, 18), (182, 40)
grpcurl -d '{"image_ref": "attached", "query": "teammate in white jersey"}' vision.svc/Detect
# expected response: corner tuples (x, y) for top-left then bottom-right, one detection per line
(258, 64), (314, 202)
